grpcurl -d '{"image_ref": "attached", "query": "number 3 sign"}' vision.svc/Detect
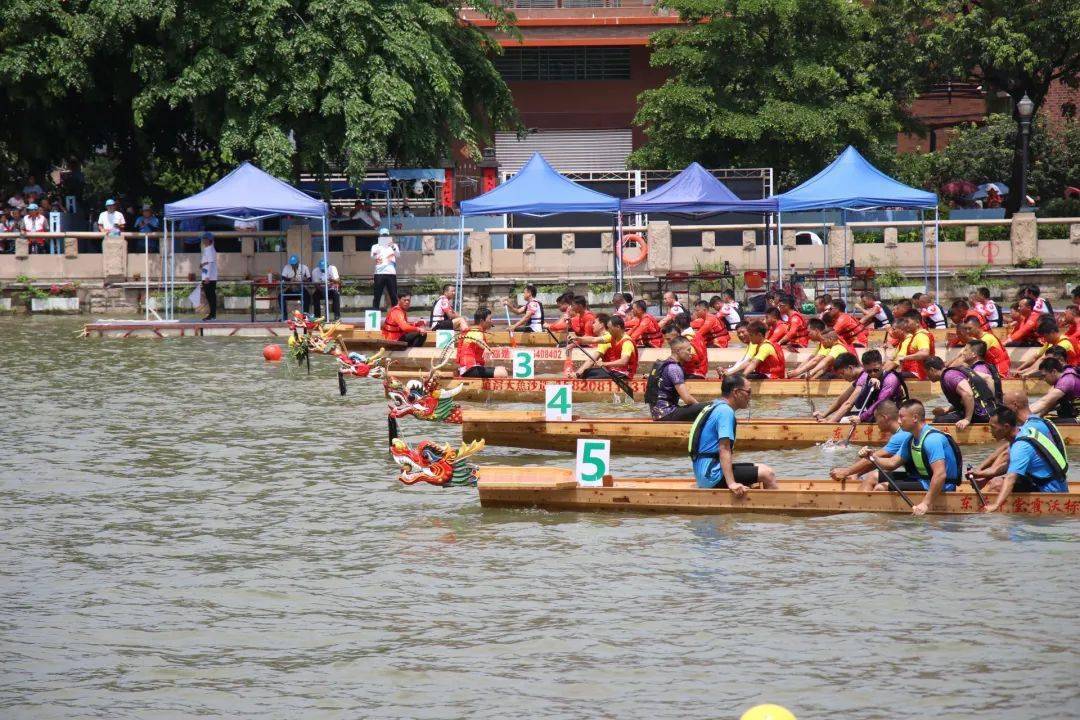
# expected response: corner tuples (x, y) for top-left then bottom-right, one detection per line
(512, 349), (535, 379)
(575, 439), (610, 486)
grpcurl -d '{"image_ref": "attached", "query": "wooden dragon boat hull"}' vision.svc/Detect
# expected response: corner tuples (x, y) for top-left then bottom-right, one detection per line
(475, 467), (1080, 516)
(460, 411), (1080, 454)
(383, 372), (1047, 401)
(376, 345), (1034, 373)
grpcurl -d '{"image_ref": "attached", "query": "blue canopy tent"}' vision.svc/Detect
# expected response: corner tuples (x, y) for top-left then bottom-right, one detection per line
(163, 162), (330, 321)
(775, 146), (940, 294)
(621, 162), (780, 282)
(457, 153), (620, 310)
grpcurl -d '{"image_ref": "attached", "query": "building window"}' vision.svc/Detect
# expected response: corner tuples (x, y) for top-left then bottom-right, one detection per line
(494, 48), (631, 81)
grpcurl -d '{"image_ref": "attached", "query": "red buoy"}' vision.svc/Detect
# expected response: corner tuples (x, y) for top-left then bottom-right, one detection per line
(263, 344), (283, 362)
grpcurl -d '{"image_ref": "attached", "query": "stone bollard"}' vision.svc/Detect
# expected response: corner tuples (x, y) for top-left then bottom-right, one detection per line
(782, 228), (796, 251)
(883, 227), (898, 248)
(827, 226), (852, 267)
(1070, 223), (1080, 245)
(561, 232), (575, 254)
(15, 236), (29, 259)
(468, 231), (492, 275)
(421, 235), (436, 256)
(741, 230), (756, 251)
(64, 236), (79, 258)
(923, 225), (937, 247)
(964, 226), (979, 247)
(1010, 212), (1037, 265)
(600, 231), (613, 253)
(646, 221), (672, 274)
(102, 236), (127, 280)
(522, 233), (536, 254)
(702, 231), (716, 252)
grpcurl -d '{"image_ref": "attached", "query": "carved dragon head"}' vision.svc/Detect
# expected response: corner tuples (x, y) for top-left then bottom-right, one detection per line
(389, 437), (485, 486)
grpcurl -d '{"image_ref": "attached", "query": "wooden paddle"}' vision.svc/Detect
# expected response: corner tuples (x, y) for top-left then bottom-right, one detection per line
(505, 305), (517, 348)
(965, 464), (988, 508)
(868, 455), (914, 508)
(546, 326), (635, 400)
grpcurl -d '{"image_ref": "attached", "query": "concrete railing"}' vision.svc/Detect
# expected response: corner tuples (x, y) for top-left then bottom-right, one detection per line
(2, 213), (1078, 283)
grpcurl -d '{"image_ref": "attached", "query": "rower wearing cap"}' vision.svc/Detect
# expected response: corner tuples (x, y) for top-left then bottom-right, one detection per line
(688, 373), (778, 494)
(504, 283), (545, 334)
(1015, 316), (1079, 377)
(1032, 358), (1080, 423)
(456, 308), (508, 378)
(873, 399), (964, 516)
(573, 315), (638, 380)
(924, 356), (995, 430)
(627, 299), (664, 348)
(829, 401), (908, 490)
(982, 405), (1070, 512)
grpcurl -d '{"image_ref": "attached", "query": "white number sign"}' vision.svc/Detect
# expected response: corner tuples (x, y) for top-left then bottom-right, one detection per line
(435, 329), (455, 349)
(511, 349), (535, 379)
(545, 385), (573, 422)
(365, 309), (381, 330)
(575, 439), (610, 486)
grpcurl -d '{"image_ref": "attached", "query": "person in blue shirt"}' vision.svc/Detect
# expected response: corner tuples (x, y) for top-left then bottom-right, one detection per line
(828, 401), (912, 490)
(874, 399), (963, 515)
(689, 373), (778, 494)
(983, 405), (1069, 512)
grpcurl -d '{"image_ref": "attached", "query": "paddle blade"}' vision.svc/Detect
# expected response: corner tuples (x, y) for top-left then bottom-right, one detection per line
(609, 372), (636, 401)
(388, 416), (399, 447)
(338, 371), (347, 396)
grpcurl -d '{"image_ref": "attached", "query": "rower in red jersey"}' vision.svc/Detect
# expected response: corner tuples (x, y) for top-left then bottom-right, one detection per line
(627, 299), (664, 348)
(775, 294), (810, 348)
(573, 315), (639, 379)
(456, 307), (508, 378)
(827, 299), (867, 348)
(691, 300), (724, 347)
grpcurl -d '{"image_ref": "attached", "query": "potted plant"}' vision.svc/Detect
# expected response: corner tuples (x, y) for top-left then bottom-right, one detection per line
(408, 276), (448, 307)
(30, 281), (80, 312)
(339, 283), (371, 309)
(874, 267), (925, 299)
(221, 282), (253, 310)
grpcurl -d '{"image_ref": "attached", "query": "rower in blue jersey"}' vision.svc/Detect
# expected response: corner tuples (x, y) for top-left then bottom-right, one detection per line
(688, 372), (778, 494)
(983, 405), (1070, 512)
(873, 398), (963, 516)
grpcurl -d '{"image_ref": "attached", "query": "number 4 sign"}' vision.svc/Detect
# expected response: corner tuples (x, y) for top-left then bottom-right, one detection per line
(575, 439), (610, 486)
(545, 384), (572, 421)
(364, 309), (381, 330)
(511, 349), (535, 379)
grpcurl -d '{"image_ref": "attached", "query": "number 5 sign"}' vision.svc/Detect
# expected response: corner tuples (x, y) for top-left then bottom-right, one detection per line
(576, 439), (610, 486)
(511, 349), (534, 379)
(364, 309), (381, 330)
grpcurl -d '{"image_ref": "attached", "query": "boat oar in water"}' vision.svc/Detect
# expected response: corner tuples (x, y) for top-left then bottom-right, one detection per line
(869, 455), (914, 508)
(965, 463), (988, 508)
(546, 327), (635, 401)
(505, 305), (517, 348)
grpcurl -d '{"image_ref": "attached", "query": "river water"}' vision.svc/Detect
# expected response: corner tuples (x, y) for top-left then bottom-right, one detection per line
(2, 317), (1077, 719)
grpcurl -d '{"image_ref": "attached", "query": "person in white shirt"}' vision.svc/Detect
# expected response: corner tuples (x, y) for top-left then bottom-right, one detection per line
(280, 254), (313, 317)
(429, 284), (465, 330)
(311, 258), (341, 321)
(657, 290), (686, 330)
(369, 228), (399, 310)
(22, 203), (48, 254)
(200, 232), (219, 320)
(97, 199), (125, 237)
(504, 283), (545, 333)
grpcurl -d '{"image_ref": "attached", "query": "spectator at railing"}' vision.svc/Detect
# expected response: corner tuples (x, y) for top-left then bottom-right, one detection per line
(0, 208), (17, 253)
(23, 203), (49, 253)
(350, 200), (381, 229)
(132, 204), (160, 253)
(97, 199), (125, 237)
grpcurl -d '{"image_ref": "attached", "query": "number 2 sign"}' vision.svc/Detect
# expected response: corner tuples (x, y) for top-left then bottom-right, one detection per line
(576, 439), (610, 486)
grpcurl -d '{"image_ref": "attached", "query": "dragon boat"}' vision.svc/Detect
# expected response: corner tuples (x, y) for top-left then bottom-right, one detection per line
(379, 371), (1046, 401)
(475, 467), (1080, 516)
(376, 344), (1030, 373)
(460, 411), (1080, 454)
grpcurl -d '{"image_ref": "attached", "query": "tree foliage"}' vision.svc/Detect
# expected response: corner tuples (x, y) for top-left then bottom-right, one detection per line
(0, 0), (518, 197)
(629, 0), (910, 188)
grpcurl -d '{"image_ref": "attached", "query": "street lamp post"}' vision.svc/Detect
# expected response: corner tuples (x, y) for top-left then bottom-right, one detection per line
(1017, 93), (1035, 211)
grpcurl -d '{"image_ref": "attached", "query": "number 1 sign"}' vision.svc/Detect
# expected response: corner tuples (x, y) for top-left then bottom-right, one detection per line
(364, 309), (381, 330)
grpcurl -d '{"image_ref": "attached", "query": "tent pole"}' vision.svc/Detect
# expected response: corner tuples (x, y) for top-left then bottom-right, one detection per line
(165, 220), (171, 320)
(933, 207), (940, 299)
(776, 212), (784, 292)
(455, 215), (465, 314)
(323, 213), (330, 319)
(615, 212), (623, 295)
(920, 210), (928, 293)
(764, 212), (772, 291)
(842, 209), (848, 304)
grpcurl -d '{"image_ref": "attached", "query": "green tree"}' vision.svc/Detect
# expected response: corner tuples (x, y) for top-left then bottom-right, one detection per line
(909, 0), (1080, 213)
(0, 0), (518, 198)
(629, 0), (908, 187)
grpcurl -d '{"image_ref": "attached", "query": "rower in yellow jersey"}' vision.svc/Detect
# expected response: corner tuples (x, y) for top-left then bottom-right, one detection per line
(1015, 316), (1079, 377)
(790, 319), (852, 379)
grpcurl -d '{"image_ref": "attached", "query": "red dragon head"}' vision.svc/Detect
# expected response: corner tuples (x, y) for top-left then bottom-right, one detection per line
(390, 438), (485, 486)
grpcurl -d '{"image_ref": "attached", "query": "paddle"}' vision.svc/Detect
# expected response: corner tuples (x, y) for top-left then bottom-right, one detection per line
(965, 464), (988, 508)
(840, 377), (879, 447)
(337, 339), (351, 396)
(388, 415), (399, 448)
(504, 305), (517, 348)
(868, 455), (915, 508)
(547, 326), (635, 400)
(804, 375), (817, 416)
